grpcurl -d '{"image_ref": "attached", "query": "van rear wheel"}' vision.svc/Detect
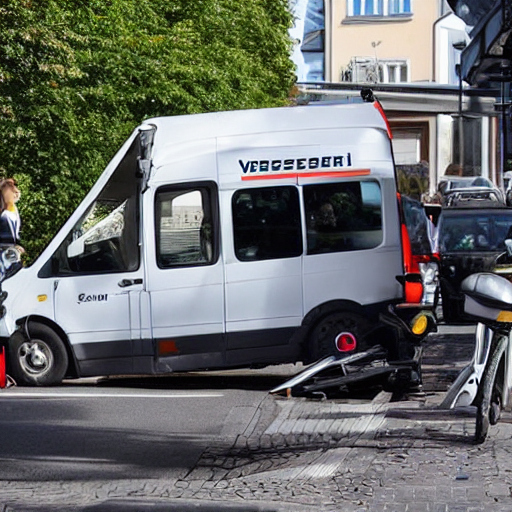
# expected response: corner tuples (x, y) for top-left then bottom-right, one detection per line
(309, 311), (370, 362)
(8, 324), (68, 386)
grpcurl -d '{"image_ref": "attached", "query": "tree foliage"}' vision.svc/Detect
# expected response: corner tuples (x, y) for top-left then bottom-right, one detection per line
(0, 0), (295, 257)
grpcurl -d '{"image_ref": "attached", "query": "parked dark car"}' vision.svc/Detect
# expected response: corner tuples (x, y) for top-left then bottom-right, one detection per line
(437, 202), (512, 322)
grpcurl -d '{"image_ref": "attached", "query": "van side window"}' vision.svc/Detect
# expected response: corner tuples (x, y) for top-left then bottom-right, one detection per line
(155, 184), (217, 268)
(304, 181), (382, 254)
(232, 186), (302, 261)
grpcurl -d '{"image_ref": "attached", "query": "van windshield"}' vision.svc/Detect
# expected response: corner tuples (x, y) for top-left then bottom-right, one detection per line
(45, 139), (140, 276)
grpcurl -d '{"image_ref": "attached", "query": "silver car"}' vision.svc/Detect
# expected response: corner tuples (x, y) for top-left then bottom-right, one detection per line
(438, 176), (505, 207)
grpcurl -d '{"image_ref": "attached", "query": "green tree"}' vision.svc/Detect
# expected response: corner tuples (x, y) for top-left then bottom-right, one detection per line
(0, 0), (295, 258)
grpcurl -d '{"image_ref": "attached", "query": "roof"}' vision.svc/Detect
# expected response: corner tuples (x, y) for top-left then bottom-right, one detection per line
(142, 101), (389, 148)
(141, 102), (393, 176)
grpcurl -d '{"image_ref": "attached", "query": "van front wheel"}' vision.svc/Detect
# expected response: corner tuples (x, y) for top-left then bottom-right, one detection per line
(308, 311), (370, 362)
(8, 325), (69, 386)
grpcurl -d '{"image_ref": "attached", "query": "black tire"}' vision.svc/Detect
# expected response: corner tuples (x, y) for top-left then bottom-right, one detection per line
(8, 324), (69, 386)
(474, 334), (507, 444)
(308, 311), (370, 362)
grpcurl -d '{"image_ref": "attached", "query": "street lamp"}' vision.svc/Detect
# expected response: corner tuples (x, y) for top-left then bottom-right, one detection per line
(453, 40), (467, 170)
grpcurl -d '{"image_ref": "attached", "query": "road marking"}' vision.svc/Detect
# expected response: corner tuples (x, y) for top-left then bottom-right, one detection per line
(0, 391), (224, 399)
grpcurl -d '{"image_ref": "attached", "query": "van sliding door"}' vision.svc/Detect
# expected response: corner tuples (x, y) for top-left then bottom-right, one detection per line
(148, 182), (225, 371)
(224, 185), (303, 364)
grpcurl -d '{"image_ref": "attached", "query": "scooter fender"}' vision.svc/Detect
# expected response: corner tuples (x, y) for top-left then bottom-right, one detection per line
(440, 366), (481, 408)
(440, 323), (491, 409)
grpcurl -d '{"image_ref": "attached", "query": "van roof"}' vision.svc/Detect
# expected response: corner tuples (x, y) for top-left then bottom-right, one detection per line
(141, 102), (391, 145)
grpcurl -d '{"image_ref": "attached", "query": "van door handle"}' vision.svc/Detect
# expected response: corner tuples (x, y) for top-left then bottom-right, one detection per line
(118, 278), (143, 288)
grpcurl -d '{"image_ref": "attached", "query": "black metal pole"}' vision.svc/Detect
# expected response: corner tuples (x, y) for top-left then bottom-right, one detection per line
(501, 73), (506, 180)
(453, 41), (467, 171)
(500, 0), (508, 189)
(458, 64), (464, 169)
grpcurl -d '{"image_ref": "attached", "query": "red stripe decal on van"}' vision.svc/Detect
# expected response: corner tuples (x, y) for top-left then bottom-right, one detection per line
(241, 169), (371, 181)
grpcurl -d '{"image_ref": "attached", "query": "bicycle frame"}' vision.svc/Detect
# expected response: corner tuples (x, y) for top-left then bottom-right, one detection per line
(441, 323), (493, 409)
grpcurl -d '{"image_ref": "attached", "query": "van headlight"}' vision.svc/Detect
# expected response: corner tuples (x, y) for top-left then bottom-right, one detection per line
(0, 246), (21, 283)
(1, 246), (21, 270)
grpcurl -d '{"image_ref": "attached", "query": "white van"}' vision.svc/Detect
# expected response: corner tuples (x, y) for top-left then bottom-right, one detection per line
(0, 98), (437, 385)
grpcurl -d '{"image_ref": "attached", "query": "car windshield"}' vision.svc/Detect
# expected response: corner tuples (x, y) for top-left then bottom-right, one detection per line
(439, 211), (512, 252)
(442, 177), (493, 191)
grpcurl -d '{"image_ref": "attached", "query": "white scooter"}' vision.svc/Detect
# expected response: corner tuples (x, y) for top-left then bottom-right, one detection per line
(440, 271), (512, 443)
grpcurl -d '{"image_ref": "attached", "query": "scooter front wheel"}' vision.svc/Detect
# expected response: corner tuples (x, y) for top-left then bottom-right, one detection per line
(474, 334), (507, 444)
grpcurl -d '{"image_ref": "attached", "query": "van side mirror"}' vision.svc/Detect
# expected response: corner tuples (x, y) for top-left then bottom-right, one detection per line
(67, 237), (85, 258)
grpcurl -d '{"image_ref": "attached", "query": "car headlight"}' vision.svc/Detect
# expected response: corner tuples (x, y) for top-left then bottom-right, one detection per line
(419, 261), (439, 286)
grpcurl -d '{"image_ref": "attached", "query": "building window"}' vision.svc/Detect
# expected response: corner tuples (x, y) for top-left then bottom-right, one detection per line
(341, 57), (408, 84)
(380, 60), (409, 83)
(349, 0), (383, 15)
(347, 0), (411, 17)
(389, 0), (411, 14)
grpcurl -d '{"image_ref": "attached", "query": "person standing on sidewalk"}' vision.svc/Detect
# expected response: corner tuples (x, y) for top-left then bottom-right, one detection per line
(0, 178), (21, 246)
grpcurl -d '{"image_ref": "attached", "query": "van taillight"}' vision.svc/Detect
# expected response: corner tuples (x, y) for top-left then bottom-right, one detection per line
(373, 101), (393, 140)
(401, 223), (423, 304)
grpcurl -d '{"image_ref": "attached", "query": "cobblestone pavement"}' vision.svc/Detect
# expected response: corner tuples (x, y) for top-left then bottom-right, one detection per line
(2, 326), (512, 511)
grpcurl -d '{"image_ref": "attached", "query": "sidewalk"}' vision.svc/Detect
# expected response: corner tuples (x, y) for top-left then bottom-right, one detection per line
(176, 324), (512, 511)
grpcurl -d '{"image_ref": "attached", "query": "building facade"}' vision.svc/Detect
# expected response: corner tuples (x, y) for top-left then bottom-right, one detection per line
(294, 0), (501, 196)
(328, 0), (439, 84)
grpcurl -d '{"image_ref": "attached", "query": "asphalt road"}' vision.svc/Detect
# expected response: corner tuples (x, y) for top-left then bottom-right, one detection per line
(0, 369), (299, 482)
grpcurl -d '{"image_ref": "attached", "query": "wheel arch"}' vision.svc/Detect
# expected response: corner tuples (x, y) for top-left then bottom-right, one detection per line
(302, 299), (368, 330)
(299, 299), (370, 362)
(14, 315), (79, 379)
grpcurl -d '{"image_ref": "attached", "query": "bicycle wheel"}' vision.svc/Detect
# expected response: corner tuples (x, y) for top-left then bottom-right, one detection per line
(474, 334), (507, 444)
